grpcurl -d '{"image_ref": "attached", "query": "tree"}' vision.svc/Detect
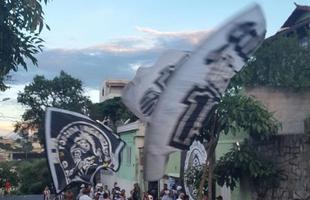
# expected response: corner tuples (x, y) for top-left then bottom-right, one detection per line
(0, 0), (50, 90)
(0, 142), (15, 151)
(0, 159), (52, 195)
(21, 139), (33, 160)
(0, 162), (19, 193)
(189, 88), (279, 200)
(89, 97), (138, 131)
(185, 31), (310, 200)
(214, 140), (281, 199)
(16, 71), (92, 144)
(233, 32), (310, 89)
(17, 159), (52, 194)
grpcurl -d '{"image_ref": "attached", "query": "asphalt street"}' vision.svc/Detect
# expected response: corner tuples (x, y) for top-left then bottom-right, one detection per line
(0, 195), (43, 200)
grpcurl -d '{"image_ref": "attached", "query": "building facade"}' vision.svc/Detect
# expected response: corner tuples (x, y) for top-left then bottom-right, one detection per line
(100, 80), (129, 102)
(101, 121), (182, 198)
(276, 3), (310, 47)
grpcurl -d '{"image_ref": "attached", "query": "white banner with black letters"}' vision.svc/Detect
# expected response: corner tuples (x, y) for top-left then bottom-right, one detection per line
(122, 4), (266, 181)
(45, 108), (125, 193)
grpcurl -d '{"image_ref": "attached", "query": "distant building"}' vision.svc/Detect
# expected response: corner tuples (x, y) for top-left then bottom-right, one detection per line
(253, 2), (310, 135)
(275, 3), (310, 46)
(100, 80), (129, 102)
(0, 150), (9, 162)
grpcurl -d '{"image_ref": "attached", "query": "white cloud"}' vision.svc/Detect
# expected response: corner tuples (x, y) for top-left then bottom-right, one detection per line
(7, 26), (213, 94)
(0, 26), (213, 135)
(129, 63), (142, 71)
(89, 36), (156, 53)
(7, 26), (214, 93)
(0, 85), (25, 135)
(136, 26), (212, 45)
(85, 87), (100, 103)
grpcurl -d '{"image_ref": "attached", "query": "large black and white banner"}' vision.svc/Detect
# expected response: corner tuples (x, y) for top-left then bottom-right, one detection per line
(122, 4), (266, 181)
(45, 108), (125, 193)
(122, 49), (190, 121)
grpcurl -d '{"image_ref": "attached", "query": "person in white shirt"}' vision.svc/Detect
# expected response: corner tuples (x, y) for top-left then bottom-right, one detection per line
(79, 187), (92, 200)
(43, 186), (51, 200)
(95, 187), (105, 200)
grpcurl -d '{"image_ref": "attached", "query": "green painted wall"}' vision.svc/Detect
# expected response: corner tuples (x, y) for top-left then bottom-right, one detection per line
(117, 130), (137, 181)
(116, 127), (252, 199)
(165, 152), (181, 177)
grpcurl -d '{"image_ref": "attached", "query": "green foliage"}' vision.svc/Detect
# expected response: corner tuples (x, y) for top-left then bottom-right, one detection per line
(89, 97), (138, 130)
(0, 142), (15, 151)
(0, 162), (19, 189)
(0, 0), (50, 90)
(16, 71), (92, 144)
(14, 159), (52, 194)
(199, 88), (279, 142)
(0, 159), (52, 194)
(184, 165), (208, 198)
(232, 33), (310, 89)
(214, 141), (281, 191)
(187, 89), (280, 197)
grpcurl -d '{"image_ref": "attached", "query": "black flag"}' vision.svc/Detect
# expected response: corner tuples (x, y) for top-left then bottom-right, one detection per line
(45, 108), (125, 193)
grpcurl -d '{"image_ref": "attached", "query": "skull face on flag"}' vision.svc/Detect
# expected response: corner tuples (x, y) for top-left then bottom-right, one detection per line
(184, 140), (208, 200)
(122, 4), (266, 181)
(45, 108), (125, 193)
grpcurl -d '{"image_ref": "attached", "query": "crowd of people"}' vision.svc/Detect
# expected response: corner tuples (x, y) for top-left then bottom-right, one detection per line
(72, 182), (142, 200)
(50, 182), (142, 200)
(46, 182), (224, 200)
(157, 183), (187, 200)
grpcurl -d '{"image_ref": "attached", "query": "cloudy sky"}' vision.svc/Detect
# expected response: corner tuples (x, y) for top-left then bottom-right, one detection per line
(0, 0), (308, 135)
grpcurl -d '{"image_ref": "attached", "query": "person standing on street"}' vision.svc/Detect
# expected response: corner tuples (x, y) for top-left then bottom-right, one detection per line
(64, 191), (74, 200)
(131, 183), (141, 200)
(43, 186), (51, 200)
(104, 185), (111, 197)
(95, 187), (105, 200)
(79, 187), (92, 200)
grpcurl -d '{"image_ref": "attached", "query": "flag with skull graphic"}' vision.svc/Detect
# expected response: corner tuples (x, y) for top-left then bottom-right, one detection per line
(45, 108), (125, 193)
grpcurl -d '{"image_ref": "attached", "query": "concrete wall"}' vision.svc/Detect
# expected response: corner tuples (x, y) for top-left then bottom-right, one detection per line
(246, 87), (310, 134)
(251, 134), (310, 200)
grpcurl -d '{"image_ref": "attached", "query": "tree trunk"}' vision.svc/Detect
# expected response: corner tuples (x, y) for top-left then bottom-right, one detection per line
(198, 159), (208, 200)
(305, 117), (310, 134)
(197, 116), (219, 200)
(208, 149), (215, 200)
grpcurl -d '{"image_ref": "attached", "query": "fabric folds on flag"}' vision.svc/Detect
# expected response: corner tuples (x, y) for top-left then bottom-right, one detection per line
(45, 108), (125, 194)
(122, 4), (266, 181)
